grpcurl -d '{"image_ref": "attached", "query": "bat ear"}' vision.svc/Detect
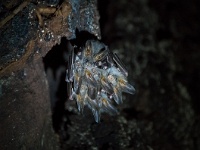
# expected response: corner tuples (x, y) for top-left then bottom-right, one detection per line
(66, 39), (135, 123)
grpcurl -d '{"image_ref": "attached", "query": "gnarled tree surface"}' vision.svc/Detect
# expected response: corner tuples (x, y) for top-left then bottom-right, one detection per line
(0, 0), (100, 149)
(1, 0), (200, 150)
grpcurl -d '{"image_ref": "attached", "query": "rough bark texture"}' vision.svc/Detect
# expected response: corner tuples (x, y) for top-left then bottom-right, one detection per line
(0, 40), (59, 150)
(0, 0), (200, 150)
(0, 0), (102, 149)
(0, 0), (96, 149)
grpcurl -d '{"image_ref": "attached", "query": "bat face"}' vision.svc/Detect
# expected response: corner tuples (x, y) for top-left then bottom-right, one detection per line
(66, 40), (135, 122)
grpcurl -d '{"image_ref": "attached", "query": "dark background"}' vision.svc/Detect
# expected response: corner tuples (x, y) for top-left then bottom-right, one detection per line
(97, 0), (200, 149)
(0, 0), (200, 149)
